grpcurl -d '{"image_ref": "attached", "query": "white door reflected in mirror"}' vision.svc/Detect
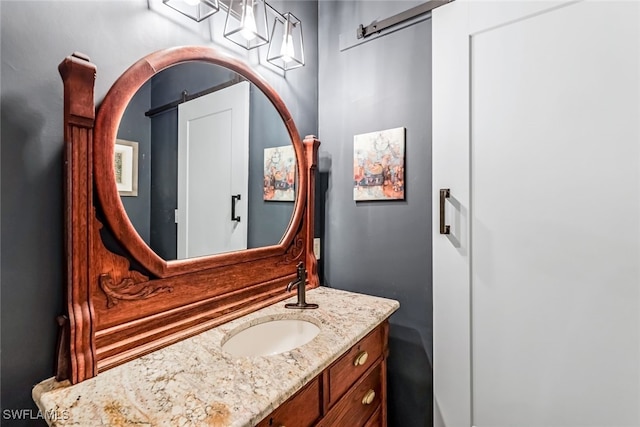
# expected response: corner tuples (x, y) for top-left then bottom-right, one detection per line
(177, 81), (250, 258)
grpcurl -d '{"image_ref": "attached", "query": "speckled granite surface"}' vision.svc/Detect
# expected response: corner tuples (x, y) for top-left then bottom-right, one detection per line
(33, 287), (399, 427)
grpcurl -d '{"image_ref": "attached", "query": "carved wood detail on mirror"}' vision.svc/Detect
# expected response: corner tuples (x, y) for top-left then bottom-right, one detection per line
(56, 48), (319, 384)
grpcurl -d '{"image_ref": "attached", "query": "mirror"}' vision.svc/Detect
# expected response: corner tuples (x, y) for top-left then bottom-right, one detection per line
(92, 47), (308, 279)
(116, 61), (295, 261)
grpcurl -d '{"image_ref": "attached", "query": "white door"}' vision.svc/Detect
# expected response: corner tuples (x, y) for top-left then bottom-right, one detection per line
(433, 1), (640, 426)
(177, 81), (249, 258)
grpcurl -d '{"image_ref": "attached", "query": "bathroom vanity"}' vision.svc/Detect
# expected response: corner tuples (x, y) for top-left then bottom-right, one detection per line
(33, 287), (398, 426)
(32, 46), (399, 426)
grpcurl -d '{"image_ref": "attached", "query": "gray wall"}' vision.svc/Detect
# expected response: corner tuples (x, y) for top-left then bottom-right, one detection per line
(0, 1), (317, 425)
(247, 85), (295, 248)
(318, 2), (433, 426)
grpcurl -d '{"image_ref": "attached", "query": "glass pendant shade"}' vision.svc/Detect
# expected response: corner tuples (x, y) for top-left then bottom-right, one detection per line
(163, 0), (220, 22)
(267, 12), (304, 71)
(224, 0), (269, 49)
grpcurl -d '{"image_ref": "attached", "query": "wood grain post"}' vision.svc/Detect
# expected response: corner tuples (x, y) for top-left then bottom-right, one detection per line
(303, 135), (321, 289)
(57, 53), (98, 383)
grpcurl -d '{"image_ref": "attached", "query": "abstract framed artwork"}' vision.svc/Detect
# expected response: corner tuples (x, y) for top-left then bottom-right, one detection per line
(263, 145), (296, 201)
(114, 139), (139, 197)
(353, 127), (405, 201)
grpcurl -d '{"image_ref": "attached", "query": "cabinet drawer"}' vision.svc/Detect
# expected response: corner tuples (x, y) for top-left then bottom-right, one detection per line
(363, 406), (382, 427)
(319, 363), (382, 427)
(328, 326), (383, 405)
(256, 376), (322, 427)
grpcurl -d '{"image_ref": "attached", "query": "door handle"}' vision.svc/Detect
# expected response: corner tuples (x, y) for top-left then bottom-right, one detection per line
(440, 188), (450, 235)
(231, 194), (241, 222)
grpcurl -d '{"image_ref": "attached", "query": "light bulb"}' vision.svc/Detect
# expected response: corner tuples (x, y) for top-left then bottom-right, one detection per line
(183, 0), (201, 5)
(280, 33), (295, 63)
(240, 4), (258, 41)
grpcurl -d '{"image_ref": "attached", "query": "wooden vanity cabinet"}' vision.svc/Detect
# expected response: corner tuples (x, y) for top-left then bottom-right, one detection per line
(257, 321), (389, 427)
(256, 377), (323, 427)
(319, 362), (382, 427)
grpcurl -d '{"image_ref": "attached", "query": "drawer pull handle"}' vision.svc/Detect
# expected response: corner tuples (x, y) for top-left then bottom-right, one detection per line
(354, 351), (369, 366)
(362, 389), (376, 405)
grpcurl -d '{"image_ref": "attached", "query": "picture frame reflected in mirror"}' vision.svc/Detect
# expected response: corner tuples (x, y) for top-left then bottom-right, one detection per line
(263, 144), (296, 201)
(114, 139), (139, 197)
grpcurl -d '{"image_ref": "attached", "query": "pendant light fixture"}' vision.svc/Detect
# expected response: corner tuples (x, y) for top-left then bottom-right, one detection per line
(162, 0), (305, 69)
(223, 0), (269, 49)
(163, 0), (220, 22)
(267, 12), (304, 70)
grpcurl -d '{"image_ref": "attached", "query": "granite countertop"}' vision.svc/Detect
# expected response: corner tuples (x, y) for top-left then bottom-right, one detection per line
(33, 287), (399, 427)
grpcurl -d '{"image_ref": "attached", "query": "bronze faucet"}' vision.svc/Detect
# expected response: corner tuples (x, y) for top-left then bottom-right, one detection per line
(285, 262), (318, 309)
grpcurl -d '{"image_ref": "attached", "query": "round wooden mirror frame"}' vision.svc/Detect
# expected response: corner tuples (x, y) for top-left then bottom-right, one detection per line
(94, 46), (306, 278)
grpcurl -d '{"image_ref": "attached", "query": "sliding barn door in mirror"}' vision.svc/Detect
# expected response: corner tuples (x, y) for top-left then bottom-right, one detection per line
(177, 81), (250, 258)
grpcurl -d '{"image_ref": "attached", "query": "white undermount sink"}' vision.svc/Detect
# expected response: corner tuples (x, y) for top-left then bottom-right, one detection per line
(222, 318), (320, 357)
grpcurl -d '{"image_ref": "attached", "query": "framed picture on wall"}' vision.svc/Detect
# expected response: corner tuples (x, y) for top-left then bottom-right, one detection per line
(263, 145), (296, 201)
(353, 127), (405, 201)
(114, 139), (139, 197)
